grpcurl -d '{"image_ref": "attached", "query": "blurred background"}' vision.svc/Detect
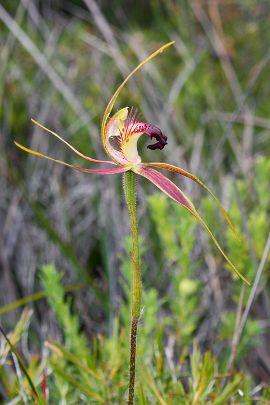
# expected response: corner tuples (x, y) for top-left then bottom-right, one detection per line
(0, 0), (270, 403)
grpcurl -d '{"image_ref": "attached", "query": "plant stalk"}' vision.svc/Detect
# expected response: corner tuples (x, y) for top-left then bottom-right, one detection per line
(123, 171), (142, 405)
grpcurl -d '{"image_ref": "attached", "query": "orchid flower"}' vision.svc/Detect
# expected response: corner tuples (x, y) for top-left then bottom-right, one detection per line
(15, 42), (249, 286)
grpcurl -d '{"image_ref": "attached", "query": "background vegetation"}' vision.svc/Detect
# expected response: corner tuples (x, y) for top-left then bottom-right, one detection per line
(0, 0), (270, 403)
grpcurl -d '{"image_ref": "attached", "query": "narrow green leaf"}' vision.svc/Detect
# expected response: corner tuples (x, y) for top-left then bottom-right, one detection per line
(0, 284), (82, 316)
(0, 325), (44, 404)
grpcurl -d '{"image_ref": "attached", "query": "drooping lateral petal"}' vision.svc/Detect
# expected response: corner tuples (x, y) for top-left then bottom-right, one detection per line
(136, 166), (249, 285)
(135, 166), (196, 215)
(101, 41), (175, 158)
(31, 119), (115, 165)
(14, 142), (129, 175)
(144, 162), (239, 238)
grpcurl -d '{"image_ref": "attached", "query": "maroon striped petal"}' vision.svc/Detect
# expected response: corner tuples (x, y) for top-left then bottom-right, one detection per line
(135, 166), (249, 285)
(143, 162), (238, 237)
(136, 166), (195, 214)
(72, 166), (130, 175)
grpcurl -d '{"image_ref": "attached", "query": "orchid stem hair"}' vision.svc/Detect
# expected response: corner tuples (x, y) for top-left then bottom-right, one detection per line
(124, 171), (142, 404)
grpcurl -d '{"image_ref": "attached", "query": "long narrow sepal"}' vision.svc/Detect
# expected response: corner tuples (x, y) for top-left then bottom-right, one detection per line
(136, 166), (250, 285)
(14, 142), (129, 175)
(31, 119), (115, 165)
(101, 41), (175, 159)
(144, 162), (239, 239)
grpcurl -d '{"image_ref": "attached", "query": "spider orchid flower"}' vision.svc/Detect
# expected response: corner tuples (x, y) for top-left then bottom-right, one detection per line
(15, 42), (249, 285)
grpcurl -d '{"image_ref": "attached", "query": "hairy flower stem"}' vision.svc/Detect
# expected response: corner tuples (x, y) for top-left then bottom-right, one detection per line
(123, 171), (142, 405)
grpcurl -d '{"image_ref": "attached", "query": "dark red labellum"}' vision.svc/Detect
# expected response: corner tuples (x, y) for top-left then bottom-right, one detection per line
(146, 124), (168, 150)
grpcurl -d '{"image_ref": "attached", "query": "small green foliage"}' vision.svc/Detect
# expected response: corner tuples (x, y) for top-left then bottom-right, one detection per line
(219, 311), (262, 361)
(190, 341), (215, 403)
(148, 193), (179, 261)
(0, 310), (44, 403)
(148, 194), (201, 345)
(225, 156), (270, 285)
(40, 264), (89, 360)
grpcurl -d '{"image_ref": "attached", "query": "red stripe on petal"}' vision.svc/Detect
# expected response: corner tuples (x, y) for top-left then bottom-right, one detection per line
(136, 166), (195, 214)
(72, 166), (130, 175)
(136, 166), (249, 285)
(144, 162), (239, 238)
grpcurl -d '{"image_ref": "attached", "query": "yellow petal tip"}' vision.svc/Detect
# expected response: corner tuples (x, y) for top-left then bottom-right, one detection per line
(14, 141), (43, 157)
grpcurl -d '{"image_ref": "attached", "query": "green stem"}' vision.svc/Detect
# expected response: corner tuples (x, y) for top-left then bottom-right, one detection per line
(123, 171), (142, 405)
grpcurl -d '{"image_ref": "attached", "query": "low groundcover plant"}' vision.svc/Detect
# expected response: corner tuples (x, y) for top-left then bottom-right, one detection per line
(15, 41), (249, 404)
